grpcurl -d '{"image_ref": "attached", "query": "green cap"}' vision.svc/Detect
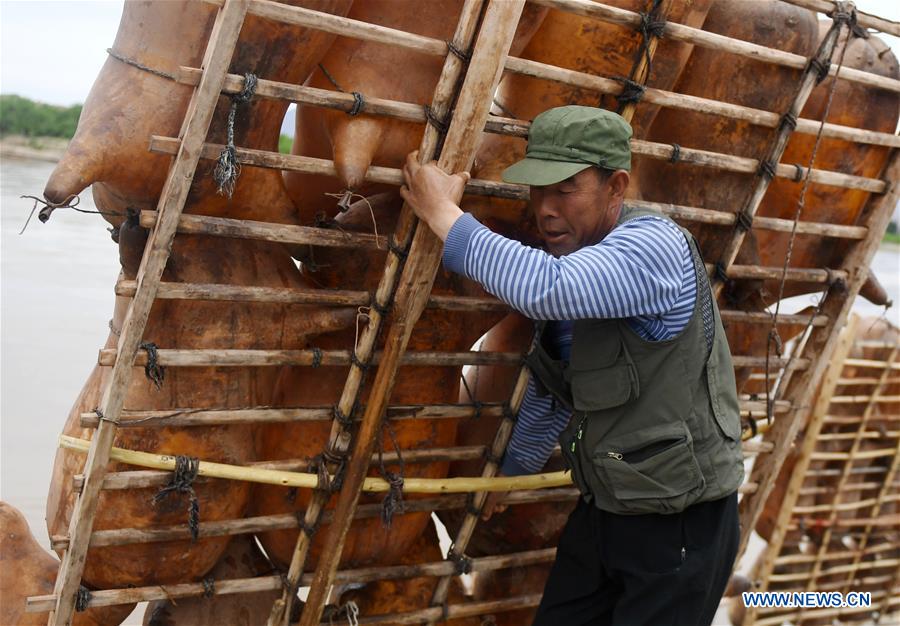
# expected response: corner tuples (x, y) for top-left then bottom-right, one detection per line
(502, 105), (632, 186)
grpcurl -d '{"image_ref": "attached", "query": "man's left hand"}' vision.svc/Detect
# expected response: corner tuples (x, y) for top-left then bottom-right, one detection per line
(400, 150), (469, 241)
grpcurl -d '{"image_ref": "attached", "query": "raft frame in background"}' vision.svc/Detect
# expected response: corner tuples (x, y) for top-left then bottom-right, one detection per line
(25, 0), (900, 624)
(745, 314), (900, 626)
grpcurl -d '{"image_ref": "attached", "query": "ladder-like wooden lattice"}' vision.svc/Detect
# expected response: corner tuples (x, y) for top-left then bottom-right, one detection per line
(25, 0), (900, 624)
(746, 314), (900, 625)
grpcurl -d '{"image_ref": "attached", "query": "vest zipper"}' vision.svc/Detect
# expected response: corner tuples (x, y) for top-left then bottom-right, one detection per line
(570, 414), (588, 453)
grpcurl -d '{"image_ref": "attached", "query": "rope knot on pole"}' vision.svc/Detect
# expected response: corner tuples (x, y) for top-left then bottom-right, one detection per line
(74, 585), (92, 612)
(152, 454), (201, 542)
(214, 72), (258, 198)
(139, 341), (166, 390)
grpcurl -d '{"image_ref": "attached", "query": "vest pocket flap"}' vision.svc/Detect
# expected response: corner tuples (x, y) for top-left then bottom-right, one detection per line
(593, 424), (704, 502)
(568, 364), (634, 411)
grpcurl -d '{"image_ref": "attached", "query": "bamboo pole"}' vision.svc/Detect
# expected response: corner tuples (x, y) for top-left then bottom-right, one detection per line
(96, 348), (522, 368)
(59, 435), (573, 494)
(114, 277), (833, 327)
(50, 488), (582, 551)
(768, 559), (900, 583)
(27, 549), (557, 613)
(703, 264), (849, 284)
(151, 131), (887, 196)
(180, 65), (900, 150)
(736, 146), (900, 565)
(115, 279), (511, 313)
(527, 0), (900, 92)
(780, 0), (900, 36)
(72, 444), (496, 491)
(269, 3), (488, 623)
(139, 168), (873, 243)
(78, 402), (508, 429)
(45, 3), (250, 624)
(710, 14), (849, 300)
(776, 542), (898, 565)
(78, 397), (784, 428)
(138, 210), (385, 249)
(297, 4), (527, 624)
(844, 358), (900, 369)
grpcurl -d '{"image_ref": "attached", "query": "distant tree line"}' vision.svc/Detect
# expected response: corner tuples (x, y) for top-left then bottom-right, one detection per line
(0, 95), (82, 138)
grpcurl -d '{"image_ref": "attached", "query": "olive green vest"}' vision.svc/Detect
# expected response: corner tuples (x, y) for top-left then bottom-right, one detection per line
(524, 206), (744, 515)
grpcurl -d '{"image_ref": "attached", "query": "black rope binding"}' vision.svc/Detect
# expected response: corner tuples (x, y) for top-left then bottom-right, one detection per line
(714, 262), (730, 285)
(757, 160), (777, 180)
(501, 402), (517, 422)
(460, 373), (483, 419)
(808, 57), (831, 85)
(296, 511), (320, 538)
(792, 164), (805, 183)
(612, 77), (646, 106)
(484, 448), (504, 466)
(153, 455), (201, 542)
(333, 403), (355, 429)
(831, 2), (869, 39)
(464, 492), (482, 517)
(446, 39), (472, 63)
(307, 453), (332, 493)
(214, 72), (258, 198)
(75, 585), (92, 612)
(448, 545), (473, 575)
(202, 577), (215, 599)
(735, 210), (754, 233)
(424, 104), (451, 134)
(668, 143), (681, 164)
(779, 112), (798, 132)
(370, 295), (392, 318)
(311, 346), (323, 369)
(139, 342), (166, 390)
(387, 237), (409, 260)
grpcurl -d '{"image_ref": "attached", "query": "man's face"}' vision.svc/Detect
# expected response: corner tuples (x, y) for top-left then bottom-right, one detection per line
(530, 167), (623, 257)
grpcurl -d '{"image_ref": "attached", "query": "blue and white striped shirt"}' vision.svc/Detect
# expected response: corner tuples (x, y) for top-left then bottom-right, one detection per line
(442, 211), (698, 476)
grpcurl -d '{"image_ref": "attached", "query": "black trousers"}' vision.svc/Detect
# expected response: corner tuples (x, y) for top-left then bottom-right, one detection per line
(532, 492), (739, 626)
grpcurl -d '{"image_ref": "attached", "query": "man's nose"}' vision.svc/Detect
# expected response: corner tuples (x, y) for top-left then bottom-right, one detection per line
(532, 194), (557, 219)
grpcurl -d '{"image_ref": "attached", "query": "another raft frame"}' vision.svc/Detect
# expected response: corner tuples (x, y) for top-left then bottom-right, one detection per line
(26, 0), (900, 624)
(746, 314), (900, 625)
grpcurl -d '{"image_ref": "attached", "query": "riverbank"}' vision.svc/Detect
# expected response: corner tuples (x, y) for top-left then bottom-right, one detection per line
(0, 135), (68, 162)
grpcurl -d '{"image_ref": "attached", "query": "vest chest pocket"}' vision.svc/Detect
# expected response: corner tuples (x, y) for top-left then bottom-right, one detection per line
(592, 422), (705, 514)
(566, 334), (639, 411)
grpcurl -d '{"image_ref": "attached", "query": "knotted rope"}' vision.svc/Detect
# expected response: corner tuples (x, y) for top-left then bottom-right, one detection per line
(74, 585), (92, 612)
(213, 73), (257, 198)
(153, 455), (201, 542)
(140, 341), (166, 390)
(377, 421), (405, 527)
(19, 194), (126, 235)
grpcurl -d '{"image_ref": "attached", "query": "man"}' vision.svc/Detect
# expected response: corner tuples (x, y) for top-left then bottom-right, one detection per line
(400, 105), (743, 625)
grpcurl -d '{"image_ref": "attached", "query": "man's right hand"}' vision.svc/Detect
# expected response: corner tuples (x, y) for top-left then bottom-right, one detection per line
(481, 473), (510, 521)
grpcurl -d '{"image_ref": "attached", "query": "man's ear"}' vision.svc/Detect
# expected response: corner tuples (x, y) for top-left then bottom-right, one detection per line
(608, 170), (630, 201)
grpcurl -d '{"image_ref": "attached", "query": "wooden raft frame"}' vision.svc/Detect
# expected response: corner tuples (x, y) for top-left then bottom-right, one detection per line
(744, 314), (900, 626)
(29, 0), (900, 624)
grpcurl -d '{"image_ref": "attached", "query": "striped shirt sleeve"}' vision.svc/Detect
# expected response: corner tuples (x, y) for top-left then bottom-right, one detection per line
(500, 376), (571, 475)
(443, 212), (688, 322)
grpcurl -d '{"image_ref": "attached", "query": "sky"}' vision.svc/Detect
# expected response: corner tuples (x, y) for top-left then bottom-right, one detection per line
(1, 0), (899, 111)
